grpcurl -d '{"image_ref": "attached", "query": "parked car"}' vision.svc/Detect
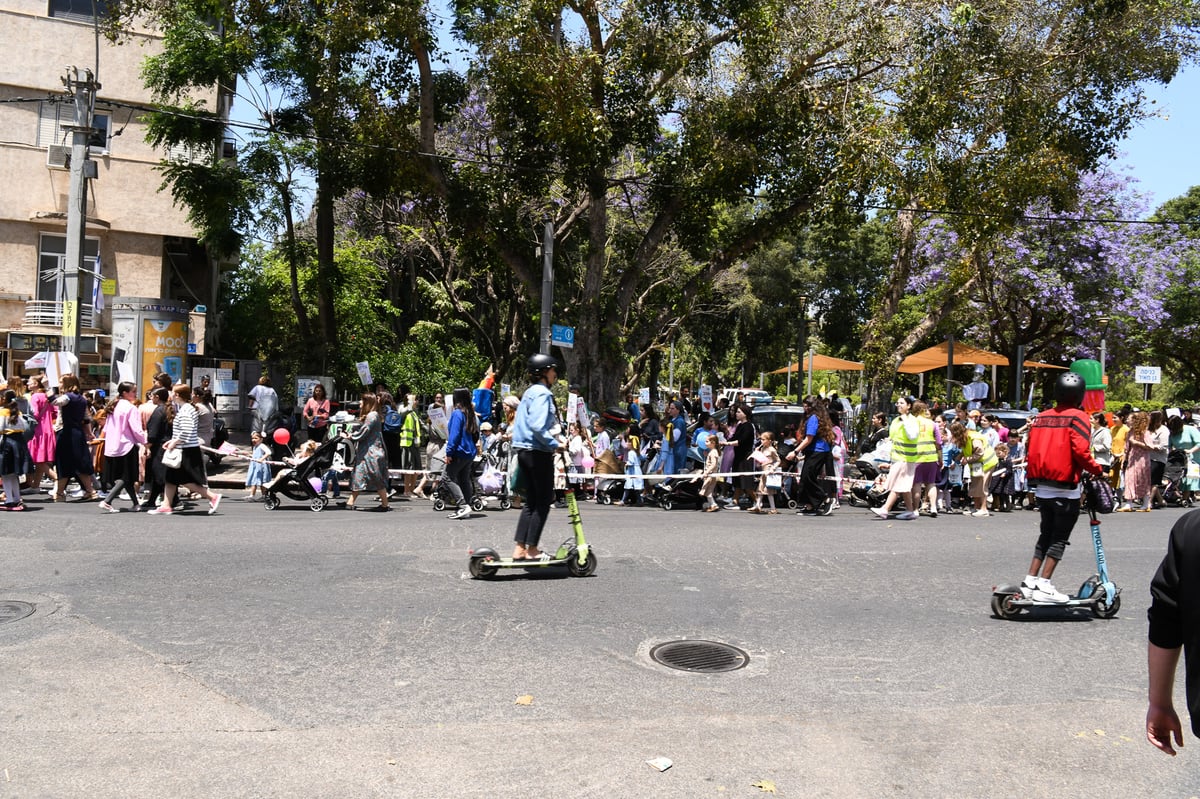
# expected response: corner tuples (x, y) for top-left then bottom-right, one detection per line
(698, 400), (809, 439)
(943, 407), (1036, 433)
(719, 388), (774, 407)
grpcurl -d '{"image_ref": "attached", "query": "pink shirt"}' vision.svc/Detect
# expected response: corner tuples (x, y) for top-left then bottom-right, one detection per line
(103, 398), (148, 457)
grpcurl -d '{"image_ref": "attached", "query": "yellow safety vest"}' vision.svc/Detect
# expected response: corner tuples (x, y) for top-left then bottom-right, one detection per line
(399, 410), (422, 447)
(965, 431), (998, 473)
(914, 417), (939, 463)
(889, 415), (920, 463)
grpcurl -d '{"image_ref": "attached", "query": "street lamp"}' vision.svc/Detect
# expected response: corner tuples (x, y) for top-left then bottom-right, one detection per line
(786, 348), (796, 400)
(1097, 316), (1110, 383)
(797, 295), (809, 398)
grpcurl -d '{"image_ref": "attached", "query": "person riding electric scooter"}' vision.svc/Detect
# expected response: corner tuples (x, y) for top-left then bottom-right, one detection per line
(1018, 370), (1104, 603)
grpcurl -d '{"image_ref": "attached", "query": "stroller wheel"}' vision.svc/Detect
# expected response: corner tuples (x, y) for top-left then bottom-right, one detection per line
(499, 498), (512, 511)
(309, 495), (329, 512)
(661, 498), (674, 511)
(601, 494), (612, 505)
(786, 498), (798, 510)
(263, 494), (280, 510)
(432, 498), (446, 512)
(471, 496), (485, 512)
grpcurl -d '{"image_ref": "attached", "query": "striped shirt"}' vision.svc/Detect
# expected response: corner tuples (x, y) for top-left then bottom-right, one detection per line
(171, 403), (200, 448)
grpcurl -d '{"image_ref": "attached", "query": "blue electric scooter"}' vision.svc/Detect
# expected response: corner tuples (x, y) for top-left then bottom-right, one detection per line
(991, 477), (1120, 619)
(468, 488), (597, 579)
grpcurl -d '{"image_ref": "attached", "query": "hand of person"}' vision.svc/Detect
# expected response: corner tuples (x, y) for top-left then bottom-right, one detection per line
(1146, 702), (1184, 756)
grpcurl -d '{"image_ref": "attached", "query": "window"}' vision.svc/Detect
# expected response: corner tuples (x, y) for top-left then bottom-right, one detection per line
(34, 234), (99, 327)
(38, 102), (111, 164)
(48, 0), (113, 22)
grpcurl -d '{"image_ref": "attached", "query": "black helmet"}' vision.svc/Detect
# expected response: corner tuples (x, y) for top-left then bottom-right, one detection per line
(1055, 372), (1087, 409)
(527, 353), (559, 377)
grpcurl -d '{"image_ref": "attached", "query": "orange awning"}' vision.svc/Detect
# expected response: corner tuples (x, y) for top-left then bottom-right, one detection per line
(897, 343), (1008, 374)
(770, 354), (865, 374)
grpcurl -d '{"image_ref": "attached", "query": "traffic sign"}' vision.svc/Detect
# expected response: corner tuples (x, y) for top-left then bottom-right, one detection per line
(551, 324), (575, 349)
(1134, 365), (1161, 384)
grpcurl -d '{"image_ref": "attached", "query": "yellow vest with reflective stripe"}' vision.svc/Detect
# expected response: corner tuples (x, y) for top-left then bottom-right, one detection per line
(889, 415), (920, 463)
(914, 417), (939, 463)
(966, 431), (998, 472)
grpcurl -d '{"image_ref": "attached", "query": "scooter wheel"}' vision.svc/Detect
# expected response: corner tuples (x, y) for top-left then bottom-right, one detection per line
(469, 557), (498, 579)
(432, 498), (446, 512)
(991, 592), (1022, 620)
(1092, 591), (1121, 619)
(263, 495), (280, 510)
(567, 550), (597, 577)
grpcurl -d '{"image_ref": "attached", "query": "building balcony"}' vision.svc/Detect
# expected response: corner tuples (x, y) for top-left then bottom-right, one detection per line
(22, 299), (97, 329)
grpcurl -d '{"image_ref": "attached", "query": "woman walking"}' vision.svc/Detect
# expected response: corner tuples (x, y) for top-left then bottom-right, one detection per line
(1118, 411), (1153, 512)
(150, 385), (223, 515)
(141, 387), (172, 511)
(53, 373), (98, 502)
(796, 396), (835, 515)
(727, 403), (757, 508)
(25, 375), (57, 491)
(343, 392), (390, 511)
(443, 388), (479, 519)
(98, 382), (148, 512)
(0, 390), (31, 511)
(511, 354), (566, 561)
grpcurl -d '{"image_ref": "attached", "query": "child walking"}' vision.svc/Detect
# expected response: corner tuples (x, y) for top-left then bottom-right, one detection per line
(699, 433), (722, 512)
(989, 442), (1015, 512)
(618, 430), (643, 506)
(243, 431), (271, 500)
(749, 431), (782, 514)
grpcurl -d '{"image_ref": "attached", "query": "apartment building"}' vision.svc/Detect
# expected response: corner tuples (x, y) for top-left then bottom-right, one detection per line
(0, 0), (230, 387)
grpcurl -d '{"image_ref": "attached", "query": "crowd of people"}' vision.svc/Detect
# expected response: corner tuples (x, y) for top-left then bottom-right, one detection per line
(0, 372), (224, 513)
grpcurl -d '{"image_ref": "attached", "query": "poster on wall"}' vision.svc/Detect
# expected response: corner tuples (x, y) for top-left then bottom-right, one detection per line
(110, 316), (138, 387)
(141, 319), (188, 393)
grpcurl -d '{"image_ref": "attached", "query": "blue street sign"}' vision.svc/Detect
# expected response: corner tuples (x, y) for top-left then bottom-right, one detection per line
(551, 324), (575, 349)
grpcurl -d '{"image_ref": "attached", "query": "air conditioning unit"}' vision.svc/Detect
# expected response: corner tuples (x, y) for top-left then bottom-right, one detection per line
(47, 144), (70, 169)
(220, 140), (236, 159)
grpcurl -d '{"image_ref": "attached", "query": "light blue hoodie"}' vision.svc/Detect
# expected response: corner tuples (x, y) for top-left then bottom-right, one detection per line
(511, 383), (562, 452)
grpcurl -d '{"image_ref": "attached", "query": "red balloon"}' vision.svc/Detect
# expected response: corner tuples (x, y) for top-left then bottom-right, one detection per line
(272, 428), (291, 446)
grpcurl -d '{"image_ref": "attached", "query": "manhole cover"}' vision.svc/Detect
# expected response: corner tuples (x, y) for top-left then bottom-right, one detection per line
(649, 639), (749, 673)
(0, 601), (35, 625)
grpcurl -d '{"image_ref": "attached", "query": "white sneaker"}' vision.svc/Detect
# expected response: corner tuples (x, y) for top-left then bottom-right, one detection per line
(895, 510), (918, 520)
(1032, 580), (1069, 603)
(970, 509), (990, 517)
(449, 506), (471, 520)
(871, 507), (889, 518)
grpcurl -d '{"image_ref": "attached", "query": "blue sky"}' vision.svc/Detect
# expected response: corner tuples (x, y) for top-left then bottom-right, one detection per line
(1113, 65), (1198, 209)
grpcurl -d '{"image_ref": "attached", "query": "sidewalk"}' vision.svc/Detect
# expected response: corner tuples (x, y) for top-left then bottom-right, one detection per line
(204, 429), (255, 489)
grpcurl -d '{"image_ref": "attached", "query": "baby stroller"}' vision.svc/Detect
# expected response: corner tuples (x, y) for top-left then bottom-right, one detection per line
(845, 458), (888, 508)
(430, 445), (487, 513)
(650, 469), (707, 511)
(593, 448), (625, 504)
(1162, 448), (1193, 507)
(263, 435), (342, 512)
(471, 439), (512, 510)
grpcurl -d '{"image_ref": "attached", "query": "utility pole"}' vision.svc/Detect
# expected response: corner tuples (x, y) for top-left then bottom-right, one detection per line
(61, 66), (99, 356)
(538, 220), (554, 355)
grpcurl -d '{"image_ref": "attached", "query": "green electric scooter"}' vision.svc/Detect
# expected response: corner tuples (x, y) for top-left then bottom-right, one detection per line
(468, 488), (597, 579)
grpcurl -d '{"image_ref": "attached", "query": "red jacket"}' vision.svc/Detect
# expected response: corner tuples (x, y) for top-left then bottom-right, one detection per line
(1026, 405), (1103, 488)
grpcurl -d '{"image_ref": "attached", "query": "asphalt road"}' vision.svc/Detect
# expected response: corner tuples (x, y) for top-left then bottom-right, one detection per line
(2, 494), (1197, 798)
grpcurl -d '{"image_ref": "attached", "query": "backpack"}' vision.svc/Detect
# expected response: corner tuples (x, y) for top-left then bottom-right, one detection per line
(18, 412), (38, 442)
(382, 406), (404, 432)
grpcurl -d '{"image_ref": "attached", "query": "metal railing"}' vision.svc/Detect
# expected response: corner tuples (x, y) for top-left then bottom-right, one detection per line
(22, 300), (96, 328)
